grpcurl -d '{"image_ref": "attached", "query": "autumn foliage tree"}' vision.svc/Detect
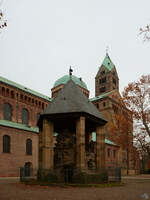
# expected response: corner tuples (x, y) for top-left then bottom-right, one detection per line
(123, 74), (150, 169)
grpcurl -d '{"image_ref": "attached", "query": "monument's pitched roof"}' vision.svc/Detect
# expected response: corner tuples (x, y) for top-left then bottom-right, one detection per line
(41, 79), (107, 123)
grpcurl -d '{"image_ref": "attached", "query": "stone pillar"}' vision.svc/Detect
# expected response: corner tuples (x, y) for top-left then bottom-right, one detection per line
(85, 132), (90, 152)
(76, 116), (86, 170)
(96, 125), (105, 169)
(41, 118), (54, 170)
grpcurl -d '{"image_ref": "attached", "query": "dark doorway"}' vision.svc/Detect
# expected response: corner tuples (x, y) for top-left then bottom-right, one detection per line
(24, 162), (31, 176)
(64, 165), (74, 183)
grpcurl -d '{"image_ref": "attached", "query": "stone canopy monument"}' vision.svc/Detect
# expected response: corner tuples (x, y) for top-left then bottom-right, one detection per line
(38, 76), (107, 183)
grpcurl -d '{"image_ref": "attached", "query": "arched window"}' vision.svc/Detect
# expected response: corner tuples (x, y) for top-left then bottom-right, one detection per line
(3, 103), (12, 121)
(2, 87), (5, 96)
(20, 94), (23, 100)
(6, 88), (9, 96)
(26, 139), (32, 155)
(11, 91), (14, 98)
(22, 108), (29, 125)
(3, 135), (11, 153)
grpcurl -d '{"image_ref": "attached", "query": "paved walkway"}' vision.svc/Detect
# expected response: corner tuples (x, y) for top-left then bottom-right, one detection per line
(0, 177), (150, 200)
(122, 174), (150, 180)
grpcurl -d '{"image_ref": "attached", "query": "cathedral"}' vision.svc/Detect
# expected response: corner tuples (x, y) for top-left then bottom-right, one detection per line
(0, 53), (139, 178)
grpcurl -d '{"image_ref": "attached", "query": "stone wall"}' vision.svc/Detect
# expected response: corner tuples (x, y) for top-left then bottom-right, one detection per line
(0, 80), (49, 177)
(0, 82), (49, 126)
(0, 125), (39, 177)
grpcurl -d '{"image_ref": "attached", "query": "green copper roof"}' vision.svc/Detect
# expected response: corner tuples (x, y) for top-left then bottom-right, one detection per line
(92, 132), (117, 146)
(0, 120), (63, 136)
(0, 120), (39, 133)
(53, 75), (88, 90)
(0, 76), (51, 102)
(90, 91), (113, 102)
(104, 138), (118, 146)
(101, 53), (115, 71)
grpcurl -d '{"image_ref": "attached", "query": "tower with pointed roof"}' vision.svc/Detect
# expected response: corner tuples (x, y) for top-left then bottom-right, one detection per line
(95, 53), (119, 97)
(91, 53), (137, 175)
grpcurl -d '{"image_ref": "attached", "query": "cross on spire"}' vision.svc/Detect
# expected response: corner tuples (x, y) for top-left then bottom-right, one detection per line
(106, 46), (109, 54)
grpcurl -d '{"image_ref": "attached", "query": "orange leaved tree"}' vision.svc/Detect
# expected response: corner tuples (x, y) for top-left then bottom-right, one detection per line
(123, 74), (150, 170)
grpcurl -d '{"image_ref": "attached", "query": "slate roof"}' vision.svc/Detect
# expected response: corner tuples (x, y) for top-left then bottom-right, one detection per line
(41, 79), (107, 123)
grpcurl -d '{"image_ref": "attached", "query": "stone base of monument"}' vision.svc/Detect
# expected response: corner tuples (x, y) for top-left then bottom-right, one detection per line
(37, 168), (108, 184)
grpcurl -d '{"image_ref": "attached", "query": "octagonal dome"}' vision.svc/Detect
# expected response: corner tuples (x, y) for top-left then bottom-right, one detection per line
(53, 75), (88, 90)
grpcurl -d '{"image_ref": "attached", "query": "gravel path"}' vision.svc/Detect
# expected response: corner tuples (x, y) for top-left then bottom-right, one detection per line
(0, 176), (150, 200)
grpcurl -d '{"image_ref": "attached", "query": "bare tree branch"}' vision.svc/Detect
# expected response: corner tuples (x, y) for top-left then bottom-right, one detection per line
(139, 24), (150, 42)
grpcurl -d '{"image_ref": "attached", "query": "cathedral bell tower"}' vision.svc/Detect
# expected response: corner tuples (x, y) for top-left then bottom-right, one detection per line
(95, 53), (119, 97)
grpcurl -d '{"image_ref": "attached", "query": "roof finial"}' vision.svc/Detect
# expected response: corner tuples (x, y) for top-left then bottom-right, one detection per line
(106, 46), (109, 55)
(69, 66), (73, 79)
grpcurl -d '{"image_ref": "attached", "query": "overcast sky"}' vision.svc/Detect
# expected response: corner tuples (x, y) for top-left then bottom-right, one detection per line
(1, 0), (150, 98)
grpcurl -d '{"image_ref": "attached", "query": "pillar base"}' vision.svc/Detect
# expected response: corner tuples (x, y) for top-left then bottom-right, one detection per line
(72, 169), (108, 184)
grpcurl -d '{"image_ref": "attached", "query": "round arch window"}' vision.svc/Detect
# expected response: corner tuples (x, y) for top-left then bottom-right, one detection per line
(22, 108), (29, 125)
(3, 103), (12, 121)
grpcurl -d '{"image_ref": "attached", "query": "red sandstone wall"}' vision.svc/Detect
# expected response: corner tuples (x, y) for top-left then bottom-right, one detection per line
(105, 144), (119, 168)
(0, 82), (50, 126)
(0, 126), (39, 177)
